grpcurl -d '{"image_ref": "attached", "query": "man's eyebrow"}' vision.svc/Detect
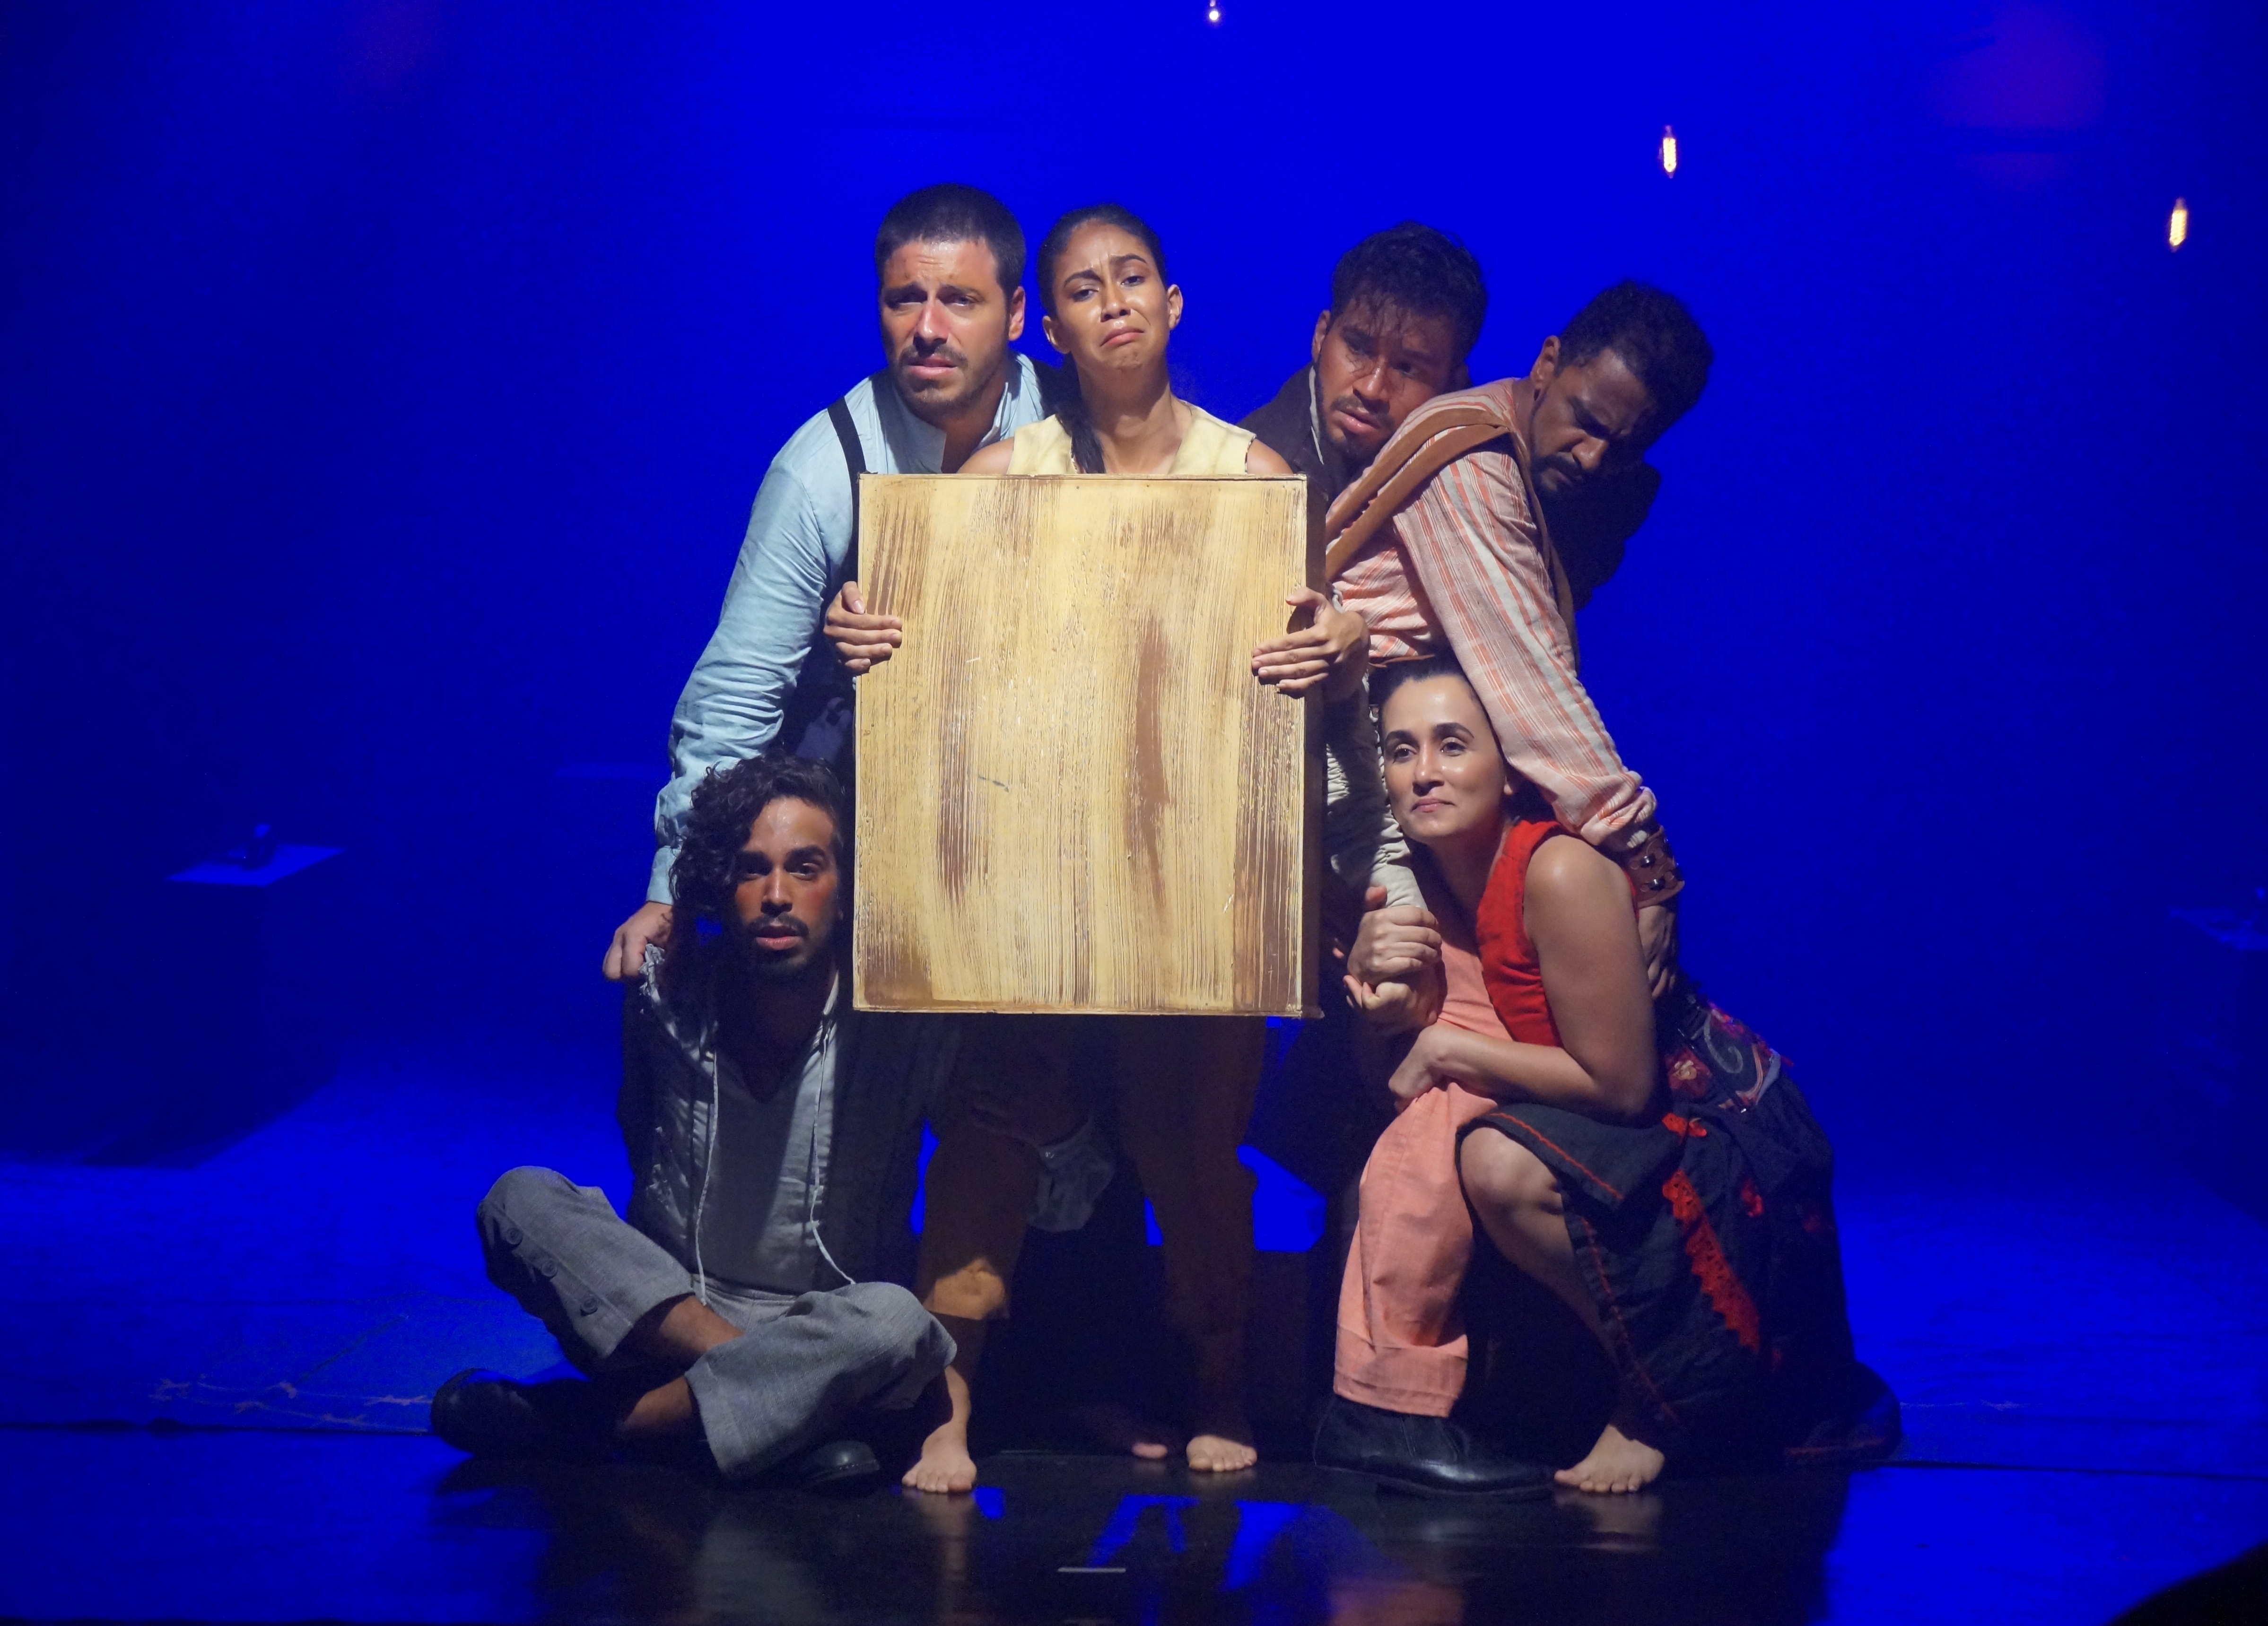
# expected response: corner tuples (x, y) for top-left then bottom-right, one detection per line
(784, 844), (833, 865)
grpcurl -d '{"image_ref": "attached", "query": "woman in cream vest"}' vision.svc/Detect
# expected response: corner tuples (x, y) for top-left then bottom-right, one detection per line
(905, 206), (1364, 1494)
(832, 205), (1368, 1494)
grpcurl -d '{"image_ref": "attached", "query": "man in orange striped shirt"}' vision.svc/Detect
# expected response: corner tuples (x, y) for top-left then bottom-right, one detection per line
(1332, 281), (1715, 980)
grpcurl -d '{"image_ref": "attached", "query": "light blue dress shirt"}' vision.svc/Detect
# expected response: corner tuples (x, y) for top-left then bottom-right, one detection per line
(648, 355), (1053, 901)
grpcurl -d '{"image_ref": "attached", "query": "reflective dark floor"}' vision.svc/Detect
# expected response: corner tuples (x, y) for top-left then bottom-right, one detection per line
(6, 1043), (2268, 1623)
(453, 1453), (1858, 1626)
(4, 1430), (2265, 1623)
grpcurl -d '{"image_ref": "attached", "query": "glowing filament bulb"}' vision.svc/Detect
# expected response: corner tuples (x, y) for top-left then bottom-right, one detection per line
(1659, 125), (1678, 176)
(2168, 197), (2189, 250)
(1206, 2), (1221, 20)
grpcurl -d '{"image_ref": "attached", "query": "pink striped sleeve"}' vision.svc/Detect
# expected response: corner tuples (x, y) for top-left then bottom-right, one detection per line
(1393, 445), (1659, 851)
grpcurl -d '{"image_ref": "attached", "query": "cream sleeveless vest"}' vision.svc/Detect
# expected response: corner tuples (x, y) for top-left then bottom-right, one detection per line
(1007, 403), (1255, 475)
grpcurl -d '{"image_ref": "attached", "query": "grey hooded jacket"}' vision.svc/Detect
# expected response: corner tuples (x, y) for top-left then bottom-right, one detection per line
(618, 940), (957, 1290)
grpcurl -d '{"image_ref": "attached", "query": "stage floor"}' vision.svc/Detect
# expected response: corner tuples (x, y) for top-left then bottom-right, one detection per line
(4, 1037), (2266, 1623)
(0, 1433), (2260, 1624)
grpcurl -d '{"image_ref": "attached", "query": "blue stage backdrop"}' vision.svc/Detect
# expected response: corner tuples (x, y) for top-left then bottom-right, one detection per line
(3, 0), (2262, 1158)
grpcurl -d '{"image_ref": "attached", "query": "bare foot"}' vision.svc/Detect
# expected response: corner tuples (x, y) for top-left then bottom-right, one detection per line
(1066, 1401), (1180, 1461)
(1554, 1420), (1664, 1495)
(902, 1420), (977, 1495)
(902, 1362), (977, 1494)
(1185, 1429), (1258, 1473)
(1186, 1337), (1256, 1472)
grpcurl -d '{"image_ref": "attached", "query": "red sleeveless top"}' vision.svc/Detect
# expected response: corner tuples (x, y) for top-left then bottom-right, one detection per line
(1472, 809), (1579, 1047)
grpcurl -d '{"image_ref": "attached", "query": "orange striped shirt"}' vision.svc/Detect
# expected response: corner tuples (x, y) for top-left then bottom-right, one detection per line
(1333, 380), (1659, 853)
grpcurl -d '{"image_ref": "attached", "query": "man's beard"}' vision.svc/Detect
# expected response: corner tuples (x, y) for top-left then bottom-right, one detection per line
(1321, 393), (1390, 467)
(893, 341), (996, 425)
(733, 917), (829, 984)
(1533, 453), (1587, 496)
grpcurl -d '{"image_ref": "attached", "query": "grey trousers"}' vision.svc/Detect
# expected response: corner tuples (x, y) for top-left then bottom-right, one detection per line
(477, 1166), (954, 1478)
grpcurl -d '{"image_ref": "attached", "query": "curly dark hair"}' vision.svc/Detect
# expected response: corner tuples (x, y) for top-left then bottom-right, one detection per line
(1556, 280), (1713, 438)
(1329, 222), (1488, 364)
(662, 754), (848, 994)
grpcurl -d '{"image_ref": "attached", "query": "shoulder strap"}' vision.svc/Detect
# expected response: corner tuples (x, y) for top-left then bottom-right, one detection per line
(1321, 393), (1577, 658)
(826, 390), (868, 584)
(1322, 401), (1513, 577)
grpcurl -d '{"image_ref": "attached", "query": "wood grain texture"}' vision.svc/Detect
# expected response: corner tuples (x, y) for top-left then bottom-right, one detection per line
(853, 474), (1318, 1016)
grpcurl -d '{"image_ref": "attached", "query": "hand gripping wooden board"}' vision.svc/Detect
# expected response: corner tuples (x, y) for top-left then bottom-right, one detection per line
(852, 473), (1319, 1016)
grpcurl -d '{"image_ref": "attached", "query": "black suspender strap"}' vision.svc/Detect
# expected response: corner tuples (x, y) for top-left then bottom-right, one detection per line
(825, 392), (867, 585)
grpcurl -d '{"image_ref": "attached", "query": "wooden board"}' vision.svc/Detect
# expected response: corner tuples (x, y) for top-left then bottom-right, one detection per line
(853, 474), (1317, 1016)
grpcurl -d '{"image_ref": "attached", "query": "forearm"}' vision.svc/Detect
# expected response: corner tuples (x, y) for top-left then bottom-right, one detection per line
(650, 472), (837, 894)
(651, 655), (783, 901)
(1429, 567), (1656, 850)
(1426, 1026), (1650, 1122)
(1398, 458), (1675, 880)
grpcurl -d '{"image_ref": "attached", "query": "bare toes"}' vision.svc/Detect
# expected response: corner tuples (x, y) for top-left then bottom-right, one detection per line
(1186, 1435), (1258, 1474)
(901, 1461), (976, 1495)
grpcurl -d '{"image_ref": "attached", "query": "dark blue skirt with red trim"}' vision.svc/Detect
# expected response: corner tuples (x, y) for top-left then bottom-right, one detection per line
(1465, 984), (1900, 1469)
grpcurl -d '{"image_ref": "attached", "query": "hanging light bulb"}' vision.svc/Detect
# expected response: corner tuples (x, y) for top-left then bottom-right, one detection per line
(2168, 197), (2189, 250)
(1659, 125), (1678, 176)
(1206, 2), (1221, 21)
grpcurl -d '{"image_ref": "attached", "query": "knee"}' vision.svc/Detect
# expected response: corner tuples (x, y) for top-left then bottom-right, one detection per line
(478, 1166), (564, 1239)
(1458, 1130), (1559, 1217)
(840, 1282), (945, 1359)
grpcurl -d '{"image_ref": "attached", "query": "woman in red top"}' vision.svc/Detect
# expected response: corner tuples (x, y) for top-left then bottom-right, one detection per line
(1346, 655), (1893, 1493)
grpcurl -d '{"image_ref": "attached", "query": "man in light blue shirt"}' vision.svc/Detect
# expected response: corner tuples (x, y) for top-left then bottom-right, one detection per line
(605, 184), (1057, 980)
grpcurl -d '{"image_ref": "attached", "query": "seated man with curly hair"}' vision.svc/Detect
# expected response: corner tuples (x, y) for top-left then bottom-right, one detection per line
(433, 755), (957, 1490)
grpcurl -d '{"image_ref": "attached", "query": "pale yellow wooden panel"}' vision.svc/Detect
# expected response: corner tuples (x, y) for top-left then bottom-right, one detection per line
(853, 475), (1317, 1016)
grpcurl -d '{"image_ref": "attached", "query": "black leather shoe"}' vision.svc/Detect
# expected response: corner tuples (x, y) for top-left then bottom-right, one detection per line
(1313, 1396), (1553, 1499)
(430, 1368), (622, 1463)
(786, 1438), (882, 1494)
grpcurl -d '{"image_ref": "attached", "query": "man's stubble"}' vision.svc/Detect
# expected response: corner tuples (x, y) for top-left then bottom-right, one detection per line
(893, 342), (1007, 431)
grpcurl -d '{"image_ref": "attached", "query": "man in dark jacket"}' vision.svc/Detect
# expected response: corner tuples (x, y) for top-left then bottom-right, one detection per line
(1241, 222), (1485, 542)
(1241, 224), (1661, 606)
(433, 756), (956, 1490)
